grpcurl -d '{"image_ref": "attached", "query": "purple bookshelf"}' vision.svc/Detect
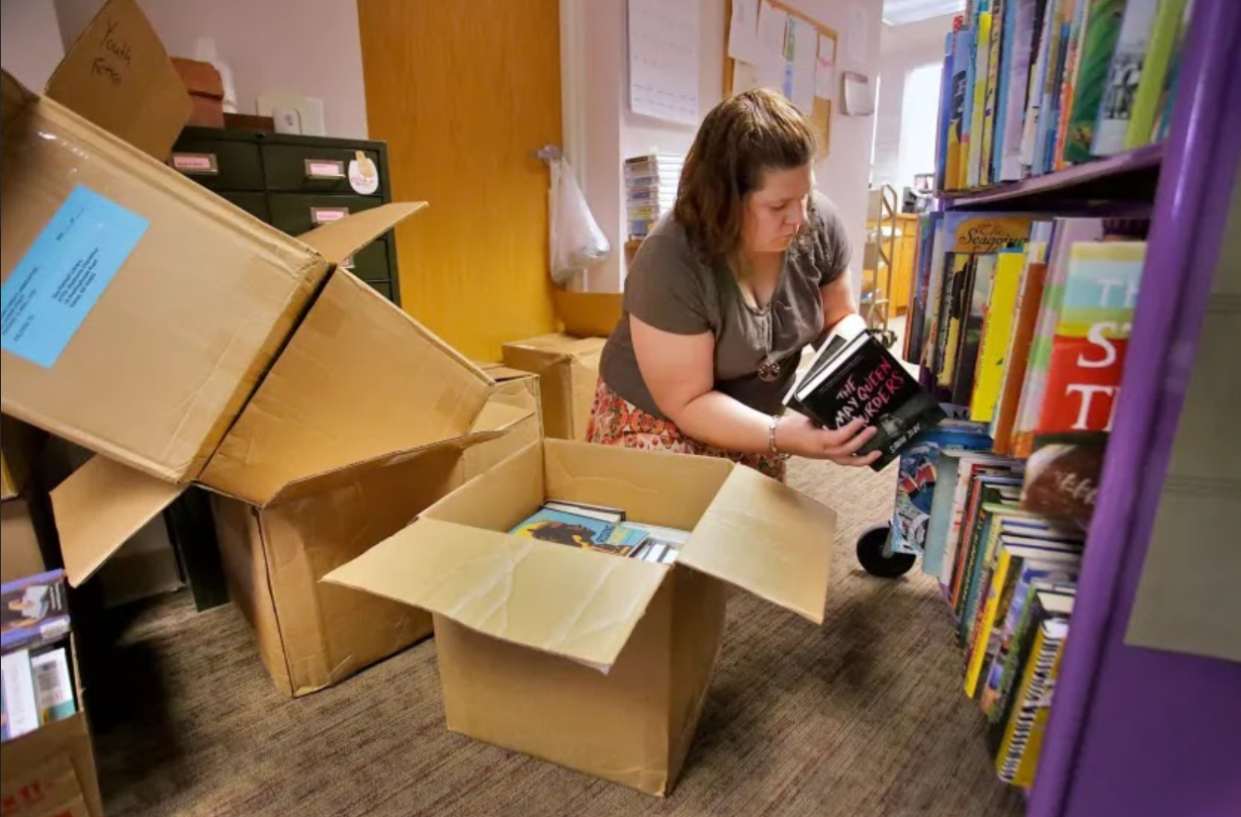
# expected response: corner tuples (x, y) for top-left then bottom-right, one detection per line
(939, 2), (1241, 815)
(942, 143), (1165, 208)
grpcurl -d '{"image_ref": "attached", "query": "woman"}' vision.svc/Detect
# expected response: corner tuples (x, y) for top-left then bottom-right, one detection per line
(588, 89), (880, 482)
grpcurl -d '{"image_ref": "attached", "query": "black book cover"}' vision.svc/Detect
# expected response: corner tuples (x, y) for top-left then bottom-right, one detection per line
(795, 336), (947, 472)
(951, 256), (991, 406)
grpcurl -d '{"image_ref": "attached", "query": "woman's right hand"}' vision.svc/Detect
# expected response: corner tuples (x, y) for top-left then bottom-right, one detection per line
(776, 415), (883, 468)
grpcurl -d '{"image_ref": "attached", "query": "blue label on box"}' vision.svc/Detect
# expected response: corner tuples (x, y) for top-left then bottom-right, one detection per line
(1, 186), (148, 369)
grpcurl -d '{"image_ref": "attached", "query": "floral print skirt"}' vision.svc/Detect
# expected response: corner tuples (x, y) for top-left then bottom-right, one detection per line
(585, 379), (787, 483)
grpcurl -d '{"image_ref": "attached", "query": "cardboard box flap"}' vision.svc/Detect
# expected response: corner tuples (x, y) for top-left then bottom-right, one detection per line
(554, 291), (624, 338)
(324, 517), (671, 672)
(50, 456), (187, 588)
(297, 202), (428, 266)
(678, 466), (834, 625)
(46, 0), (190, 161)
(200, 271), (495, 506)
(504, 334), (607, 362)
(266, 428), (512, 507)
(469, 395), (538, 435)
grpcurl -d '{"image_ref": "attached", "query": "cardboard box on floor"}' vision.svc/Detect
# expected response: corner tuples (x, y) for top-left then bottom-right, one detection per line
(500, 292), (623, 440)
(326, 439), (835, 796)
(213, 371), (542, 697)
(1, 712), (102, 817)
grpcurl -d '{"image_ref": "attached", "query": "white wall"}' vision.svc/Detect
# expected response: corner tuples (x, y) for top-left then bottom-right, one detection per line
(873, 14), (956, 191)
(567, 0), (886, 293)
(1, 0), (66, 89)
(53, 0), (369, 138)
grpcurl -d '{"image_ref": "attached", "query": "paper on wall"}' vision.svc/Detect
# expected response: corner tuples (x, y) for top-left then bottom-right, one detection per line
(790, 18), (818, 75)
(757, 1), (790, 61)
(816, 35), (837, 99)
(728, 0), (762, 64)
(790, 68), (816, 115)
(627, 0), (701, 125)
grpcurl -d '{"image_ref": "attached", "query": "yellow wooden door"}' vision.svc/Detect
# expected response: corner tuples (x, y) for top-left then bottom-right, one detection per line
(358, 0), (561, 361)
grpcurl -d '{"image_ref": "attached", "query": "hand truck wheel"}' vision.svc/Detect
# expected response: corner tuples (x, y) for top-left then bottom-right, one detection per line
(857, 524), (916, 579)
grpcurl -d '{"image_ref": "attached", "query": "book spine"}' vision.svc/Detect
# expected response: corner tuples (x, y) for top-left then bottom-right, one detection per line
(1020, 0), (1057, 171)
(1, 651), (40, 742)
(1053, 0), (1092, 170)
(997, 626), (1062, 782)
(951, 490), (989, 612)
(936, 32), (958, 192)
(970, 252), (1026, 422)
(968, 12), (994, 188)
(1092, 0), (1160, 155)
(992, 256), (1050, 454)
(967, 550), (1011, 696)
(1124, 0), (1189, 149)
(981, 0), (1006, 187)
(1064, 0), (1128, 162)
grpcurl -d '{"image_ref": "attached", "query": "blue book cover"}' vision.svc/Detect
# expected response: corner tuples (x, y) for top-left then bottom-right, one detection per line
(935, 31), (956, 191)
(992, 0), (1019, 182)
(1, 571), (71, 654)
(891, 421), (994, 557)
(511, 509), (649, 556)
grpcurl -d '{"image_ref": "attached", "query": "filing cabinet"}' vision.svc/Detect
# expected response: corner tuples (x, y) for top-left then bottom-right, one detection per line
(169, 128), (402, 305)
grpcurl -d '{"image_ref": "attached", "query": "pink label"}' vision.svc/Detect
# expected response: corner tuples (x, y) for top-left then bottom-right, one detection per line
(311, 208), (349, 224)
(171, 154), (216, 173)
(307, 160), (345, 178)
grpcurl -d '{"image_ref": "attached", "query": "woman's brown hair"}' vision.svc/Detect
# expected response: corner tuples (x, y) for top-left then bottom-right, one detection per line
(674, 89), (818, 266)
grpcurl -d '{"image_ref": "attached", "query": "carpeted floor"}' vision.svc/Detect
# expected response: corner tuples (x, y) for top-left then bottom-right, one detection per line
(85, 457), (1026, 817)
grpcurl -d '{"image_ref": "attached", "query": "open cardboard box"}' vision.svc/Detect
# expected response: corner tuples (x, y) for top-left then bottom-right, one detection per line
(500, 292), (623, 440)
(326, 439), (835, 796)
(1, 0), (438, 493)
(1, 416), (41, 502)
(212, 371), (542, 697)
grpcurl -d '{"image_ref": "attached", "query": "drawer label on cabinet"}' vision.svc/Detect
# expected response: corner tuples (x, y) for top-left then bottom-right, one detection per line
(1, 186), (148, 368)
(349, 152), (380, 195)
(306, 159), (346, 180)
(170, 153), (219, 175)
(311, 207), (350, 225)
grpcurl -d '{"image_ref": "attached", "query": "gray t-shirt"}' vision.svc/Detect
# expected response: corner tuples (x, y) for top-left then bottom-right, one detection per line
(601, 191), (852, 418)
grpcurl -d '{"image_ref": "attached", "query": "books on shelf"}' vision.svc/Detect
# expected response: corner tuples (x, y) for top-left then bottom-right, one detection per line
(625, 153), (683, 240)
(786, 315), (947, 472)
(995, 590), (1075, 786)
(1, 570), (78, 746)
(510, 501), (690, 564)
(933, 0), (1193, 191)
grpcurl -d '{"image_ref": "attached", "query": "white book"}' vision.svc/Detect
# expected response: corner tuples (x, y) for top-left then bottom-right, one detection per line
(784, 313), (869, 406)
(2, 651), (40, 741)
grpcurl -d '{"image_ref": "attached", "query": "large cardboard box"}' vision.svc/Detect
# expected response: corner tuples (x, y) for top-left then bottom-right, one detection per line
(500, 293), (622, 441)
(212, 372), (542, 697)
(50, 257), (501, 590)
(327, 439), (835, 796)
(3, 0), (383, 486)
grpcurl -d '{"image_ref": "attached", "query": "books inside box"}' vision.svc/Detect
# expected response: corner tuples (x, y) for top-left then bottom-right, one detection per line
(510, 501), (690, 565)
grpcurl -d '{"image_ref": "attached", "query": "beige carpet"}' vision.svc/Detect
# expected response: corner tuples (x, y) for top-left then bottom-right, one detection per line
(85, 457), (1025, 817)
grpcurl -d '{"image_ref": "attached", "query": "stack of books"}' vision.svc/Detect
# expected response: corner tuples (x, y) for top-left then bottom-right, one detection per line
(1, 571), (79, 745)
(937, 0), (1194, 191)
(625, 153), (683, 240)
(511, 501), (688, 565)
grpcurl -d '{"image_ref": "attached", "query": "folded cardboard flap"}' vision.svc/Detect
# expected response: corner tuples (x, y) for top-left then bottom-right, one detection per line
(50, 456), (187, 588)
(1, 70), (33, 134)
(678, 466), (835, 625)
(200, 267), (496, 506)
(2, 91), (329, 484)
(297, 202), (428, 267)
(266, 428), (511, 508)
(45, 0), (190, 161)
(325, 518), (671, 672)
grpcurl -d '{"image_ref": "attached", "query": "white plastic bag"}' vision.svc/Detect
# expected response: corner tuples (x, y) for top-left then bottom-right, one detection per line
(549, 157), (611, 285)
